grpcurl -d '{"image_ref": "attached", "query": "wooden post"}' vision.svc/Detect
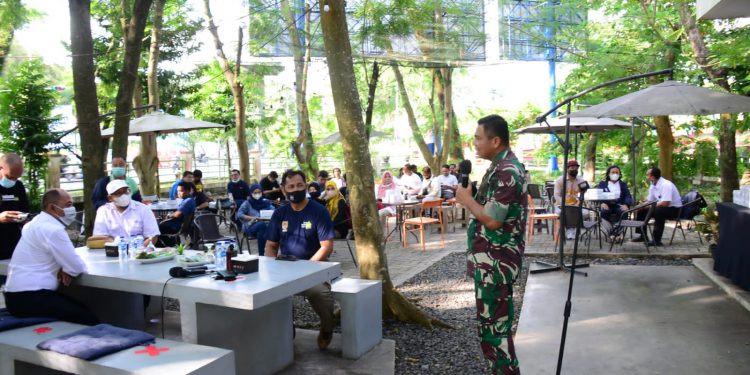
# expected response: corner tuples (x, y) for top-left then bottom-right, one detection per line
(47, 154), (64, 189)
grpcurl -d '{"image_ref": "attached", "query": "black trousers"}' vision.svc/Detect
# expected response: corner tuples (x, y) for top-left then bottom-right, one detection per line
(3, 289), (99, 325)
(637, 206), (679, 243)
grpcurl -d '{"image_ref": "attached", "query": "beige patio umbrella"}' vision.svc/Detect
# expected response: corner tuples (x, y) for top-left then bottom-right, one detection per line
(100, 112), (225, 138)
(514, 116), (632, 134)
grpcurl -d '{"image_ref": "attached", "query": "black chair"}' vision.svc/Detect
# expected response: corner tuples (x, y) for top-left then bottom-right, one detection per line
(159, 212), (195, 248)
(562, 206), (600, 254)
(544, 184), (556, 213)
(334, 218), (358, 268)
(669, 197), (706, 245)
(609, 201), (656, 253)
(193, 214), (241, 252)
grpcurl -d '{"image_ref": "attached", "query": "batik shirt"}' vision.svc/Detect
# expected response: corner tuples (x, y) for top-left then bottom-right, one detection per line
(467, 149), (527, 285)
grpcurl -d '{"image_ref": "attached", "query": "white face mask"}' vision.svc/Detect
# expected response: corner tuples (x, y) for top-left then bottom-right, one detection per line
(114, 194), (131, 207)
(252, 193), (263, 200)
(231, 178), (240, 183)
(609, 173), (620, 181)
(55, 205), (77, 226)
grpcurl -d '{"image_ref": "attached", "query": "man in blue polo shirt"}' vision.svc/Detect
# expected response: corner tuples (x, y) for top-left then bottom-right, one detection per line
(265, 169), (335, 350)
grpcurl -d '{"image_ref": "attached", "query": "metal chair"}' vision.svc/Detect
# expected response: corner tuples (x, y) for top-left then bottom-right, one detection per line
(193, 214), (241, 251)
(668, 197), (706, 245)
(609, 201), (656, 253)
(403, 199), (444, 251)
(159, 212), (195, 248)
(562, 206), (600, 254)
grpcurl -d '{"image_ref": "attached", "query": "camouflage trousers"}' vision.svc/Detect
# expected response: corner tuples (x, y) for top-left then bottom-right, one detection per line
(474, 276), (520, 375)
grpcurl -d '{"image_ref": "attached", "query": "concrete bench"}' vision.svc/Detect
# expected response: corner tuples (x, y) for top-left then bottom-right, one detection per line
(331, 277), (382, 359)
(0, 321), (235, 375)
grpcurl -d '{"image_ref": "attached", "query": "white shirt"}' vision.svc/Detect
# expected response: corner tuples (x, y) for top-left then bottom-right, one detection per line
(436, 174), (458, 188)
(5, 212), (87, 292)
(607, 180), (621, 197)
(647, 178), (682, 208)
(330, 177), (346, 189)
(93, 201), (160, 239)
(420, 177), (441, 198)
(396, 173), (422, 194)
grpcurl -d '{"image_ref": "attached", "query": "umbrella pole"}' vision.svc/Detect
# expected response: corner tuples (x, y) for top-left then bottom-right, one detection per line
(631, 118), (637, 201)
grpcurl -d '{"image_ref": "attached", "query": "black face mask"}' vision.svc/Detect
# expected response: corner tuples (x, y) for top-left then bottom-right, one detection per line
(568, 170), (578, 177)
(309, 190), (321, 199)
(287, 189), (307, 203)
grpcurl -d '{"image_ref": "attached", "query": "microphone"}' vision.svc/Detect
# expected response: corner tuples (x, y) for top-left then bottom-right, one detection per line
(169, 266), (209, 278)
(458, 160), (472, 188)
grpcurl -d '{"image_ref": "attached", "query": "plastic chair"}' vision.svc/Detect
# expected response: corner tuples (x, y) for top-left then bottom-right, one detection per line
(441, 198), (458, 232)
(193, 214), (240, 252)
(159, 212), (195, 248)
(527, 195), (560, 244)
(403, 199), (444, 251)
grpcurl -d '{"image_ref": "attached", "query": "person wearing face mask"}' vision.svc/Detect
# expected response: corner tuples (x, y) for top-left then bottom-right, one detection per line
(0, 153), (29, 261)
(227, 169), (251, 208)
(596, 165), (633, 223)
(307, 182), (323, 203)
(236, 185), (274, 255)
(92, 157), (142, 210)
(92, 180), (160, 246)
(376, 170), (399, 230)
(553, 160), (589, 239)
(3, 188), (99, 325)
(322, 180), (351, 239)
(265, 170), (336, 350)
(633, 167), (682, 246)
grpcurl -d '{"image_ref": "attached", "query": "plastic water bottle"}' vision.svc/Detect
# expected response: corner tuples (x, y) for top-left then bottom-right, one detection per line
(216, 241), (226, 270)
(118, 236), (128, 261)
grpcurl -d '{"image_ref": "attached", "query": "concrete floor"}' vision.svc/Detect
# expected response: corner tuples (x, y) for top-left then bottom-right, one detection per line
(516, 265), (750, 375)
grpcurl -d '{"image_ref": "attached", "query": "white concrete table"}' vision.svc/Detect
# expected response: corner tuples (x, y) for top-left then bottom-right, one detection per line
(1, 248), (342, 375)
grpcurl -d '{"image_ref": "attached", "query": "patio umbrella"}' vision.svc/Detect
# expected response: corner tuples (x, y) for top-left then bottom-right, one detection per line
(100, 112), (225, 138)
(317, 129), (390, 145)
(566, 80), (750, 118)
(566, 80), (750, 199)
(514, 116), (632, 134)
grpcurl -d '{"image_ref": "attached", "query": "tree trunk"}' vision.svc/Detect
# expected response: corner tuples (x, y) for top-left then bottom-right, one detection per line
(678, 2), (738, 202)
(134, 0), (164, 197)
(449, 109), (463, 161)
(319, 0), (448, 329)
(282, 0), (318, 178)
(203, 0), (250, 182)
(653, 116), (674, 181)
(436, 67), (452, 169)
(69, 0), (104, 236)
(364, 61), (379, 139)
(583, 134), (597, 182)
(392, 62), (435, 167)
(111, 0), (152, 159)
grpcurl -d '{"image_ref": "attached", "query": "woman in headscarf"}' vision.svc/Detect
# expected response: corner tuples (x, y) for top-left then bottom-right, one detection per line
(236, 184), (274, 255)
(376, 170), (400, 231)
(322, 180), (351, 239)
(307, 182), (323, 203)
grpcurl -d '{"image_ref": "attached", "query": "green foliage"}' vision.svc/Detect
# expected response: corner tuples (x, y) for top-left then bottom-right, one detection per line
(0, 0), (39, 72)
(0, 59), (60, 211)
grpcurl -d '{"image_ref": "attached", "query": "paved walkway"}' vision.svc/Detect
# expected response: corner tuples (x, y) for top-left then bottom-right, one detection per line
(516, 265), (750, 374)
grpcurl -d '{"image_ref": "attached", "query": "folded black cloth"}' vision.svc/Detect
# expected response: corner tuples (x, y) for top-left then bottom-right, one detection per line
(0, 308), (56, 332)
(37, 323), (155, 360)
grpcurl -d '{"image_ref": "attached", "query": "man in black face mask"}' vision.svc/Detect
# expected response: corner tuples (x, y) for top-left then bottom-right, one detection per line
(553, 160), (589, 239)
(264, 170), (336, 350)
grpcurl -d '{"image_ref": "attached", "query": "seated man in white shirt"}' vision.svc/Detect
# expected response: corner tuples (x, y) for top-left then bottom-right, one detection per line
(3, 189), (98, 325)
(93, 180), (160, 246)
(436, 164), (458, 199)
(634, 167), (682, 246)
(417, 166), (441, 200)
(396, 165), (422, 195)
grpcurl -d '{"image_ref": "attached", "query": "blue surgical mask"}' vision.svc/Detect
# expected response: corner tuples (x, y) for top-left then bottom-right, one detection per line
(0, 177), (17, 189)
(111, 167), (126, 178)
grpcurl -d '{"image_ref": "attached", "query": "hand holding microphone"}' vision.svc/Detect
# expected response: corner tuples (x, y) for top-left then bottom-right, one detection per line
(455, 160), (473, 206)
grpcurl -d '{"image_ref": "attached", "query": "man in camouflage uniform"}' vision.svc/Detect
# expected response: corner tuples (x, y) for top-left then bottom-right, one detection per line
(456, 114), (527, 375)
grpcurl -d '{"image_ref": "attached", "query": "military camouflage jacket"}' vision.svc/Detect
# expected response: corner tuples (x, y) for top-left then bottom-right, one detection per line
(467, 148), (528, 285)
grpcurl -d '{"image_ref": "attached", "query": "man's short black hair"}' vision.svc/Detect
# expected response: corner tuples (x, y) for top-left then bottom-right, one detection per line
(182, 171), (194, 178)
(177, 181), (193, 192)
(318, 170), (329, 179)
(442, 164), (450, 170)
(423, 166), (431, 174)
(42, 189), (64, 210)
(268, 171), (278, 178)
(478, 114), (510, 145)
(282, 169), (307, 186)
(231, 169), (240, 175)
(192, 169), (202, 178)
(650, 167), (661, 179)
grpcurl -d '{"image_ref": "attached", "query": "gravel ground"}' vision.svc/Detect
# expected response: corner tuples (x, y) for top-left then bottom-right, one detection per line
(293, 252), (693, 375)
